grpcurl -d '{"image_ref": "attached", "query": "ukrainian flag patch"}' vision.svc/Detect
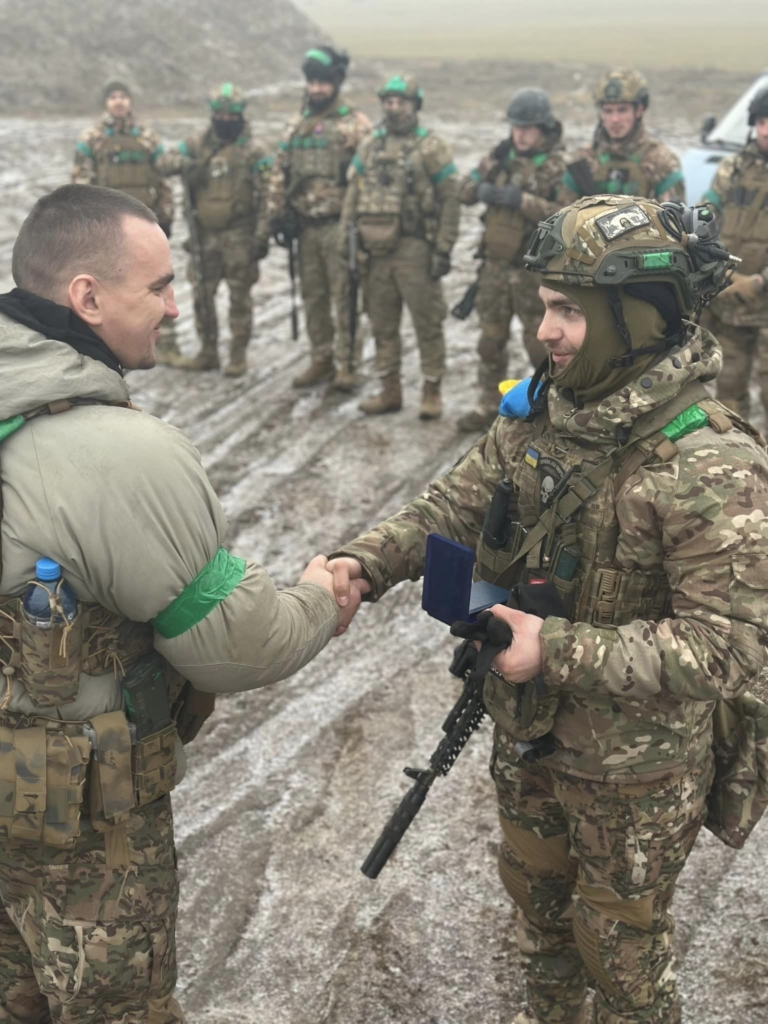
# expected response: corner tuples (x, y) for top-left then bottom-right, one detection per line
(525, 447), (540, 468)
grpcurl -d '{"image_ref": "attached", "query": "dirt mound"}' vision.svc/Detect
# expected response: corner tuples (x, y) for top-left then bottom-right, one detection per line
(0, 0), (331, 112)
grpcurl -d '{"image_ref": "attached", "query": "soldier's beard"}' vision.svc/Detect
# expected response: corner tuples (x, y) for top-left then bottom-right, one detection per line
(385, 109), (418, 135)
(306, 90), (338, 114)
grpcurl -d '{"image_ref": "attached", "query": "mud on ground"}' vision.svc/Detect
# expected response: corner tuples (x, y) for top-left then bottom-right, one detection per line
(0, 63), (765, 1023)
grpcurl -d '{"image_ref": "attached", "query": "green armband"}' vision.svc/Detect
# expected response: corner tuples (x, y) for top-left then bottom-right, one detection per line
(153, 547), (246, 639)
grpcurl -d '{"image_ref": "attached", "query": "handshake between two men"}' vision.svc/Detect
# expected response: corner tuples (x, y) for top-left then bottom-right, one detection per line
(308, 553), (546, 683)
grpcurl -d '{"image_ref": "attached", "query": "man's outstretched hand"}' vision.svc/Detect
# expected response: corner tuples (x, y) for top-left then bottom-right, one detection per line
(300, 555), (370, 637)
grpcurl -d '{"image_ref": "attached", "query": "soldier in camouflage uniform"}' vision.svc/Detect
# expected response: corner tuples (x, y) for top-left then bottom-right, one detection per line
(72, 80), (182, 367)
(326, 196), (768, 1022)
(560, 69), (684, 207)
(458, 88), (567, 433)
(700, 86), (768, 420)
(267, 47), (371, 391)
(0, 185), (359, 1021)
(158, 84), (272, 376)
(340, 75), (461, 419)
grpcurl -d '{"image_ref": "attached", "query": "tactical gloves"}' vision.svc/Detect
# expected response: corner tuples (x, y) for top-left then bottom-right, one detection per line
(270, 210), (300, 247)
(430, 250), (452, 280)
(719, 272), (765, 306)
(477, 182), (523, 210)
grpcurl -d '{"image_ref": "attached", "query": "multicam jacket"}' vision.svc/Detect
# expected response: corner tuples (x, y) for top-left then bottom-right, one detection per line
(72, 114), (174, 227)
(334, 328), (768, 782)
(560, 124), (685, 205)
(460, 130), (567, 265)
(158, 122), (272, 242)
(704, 140), (768, 327)
(267, 102), (372, 222)
(340, 124), (461, 257)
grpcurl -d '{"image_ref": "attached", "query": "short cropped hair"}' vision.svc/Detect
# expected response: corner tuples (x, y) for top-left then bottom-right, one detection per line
(12, 184), (158, 299)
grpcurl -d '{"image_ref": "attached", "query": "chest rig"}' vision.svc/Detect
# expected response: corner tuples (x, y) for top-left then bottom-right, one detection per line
(286, 108), (351, 190)
(195, 135), (256, 232)
(591, 142), (653, 199)
(93, 127), (159, 209)
(354, 128), (437, 255)
(0, 401), (213, 861)
(483, 150), (550, 263)
(474, 383), (742, 740)
(719, 149), (768, 276)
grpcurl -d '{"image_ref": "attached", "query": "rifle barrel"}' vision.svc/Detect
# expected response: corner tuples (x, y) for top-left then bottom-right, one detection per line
(361, 772), (434, 879)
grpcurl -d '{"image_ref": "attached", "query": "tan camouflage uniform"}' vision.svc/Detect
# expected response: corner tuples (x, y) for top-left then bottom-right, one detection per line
(700, 140), (768, 419)
(560, 124), (684, 208)
(332, 325), (768, 1022)
(267, 103), (371, 374)
(460, 134), (567, 406)
(158, 123), (272, 370)
(73, 113), (177, 360)
(340, 123), (460, 388)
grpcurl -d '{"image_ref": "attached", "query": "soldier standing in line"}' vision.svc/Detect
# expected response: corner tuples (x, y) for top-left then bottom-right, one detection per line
(267, 47), (371, 392)
(560, 69), (684, 206)
(324, 195), (768, 1023)
(457, 89), (567, 433)
(340, 75), (460, 419)
(158, 84), (272, 377)
(72, 80), (183, 367)
(700, 86), (768, 420)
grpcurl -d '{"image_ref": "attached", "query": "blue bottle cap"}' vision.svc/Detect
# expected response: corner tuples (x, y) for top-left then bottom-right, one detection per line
(35, 558), (62, 582)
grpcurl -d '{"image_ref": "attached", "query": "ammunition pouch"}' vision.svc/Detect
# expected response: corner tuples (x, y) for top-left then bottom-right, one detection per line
(482, 207), (527, 263)
(356, 214), (401, 257)
(94, 134), (157, 210)
(705, 691), (768, 849)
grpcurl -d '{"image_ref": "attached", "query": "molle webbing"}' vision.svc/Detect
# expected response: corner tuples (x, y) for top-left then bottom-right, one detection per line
(153, 547), (246, 639)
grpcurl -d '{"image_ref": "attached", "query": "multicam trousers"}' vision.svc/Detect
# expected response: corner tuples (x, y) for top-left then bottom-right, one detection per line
(297, 219), (356, 370)
(475, 259), (547, 414)
(700, 309), (768, 422)
(188, 224), (259, 357)
(364, 236), (447, 382)
(492, 728), (713, 1024)
(0, 796), (183, 1024)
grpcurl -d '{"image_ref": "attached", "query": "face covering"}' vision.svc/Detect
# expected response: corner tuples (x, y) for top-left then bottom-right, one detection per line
(384, 105), (418, 135)
(212, 117), (244, 142)
(548, 284), (672, 404)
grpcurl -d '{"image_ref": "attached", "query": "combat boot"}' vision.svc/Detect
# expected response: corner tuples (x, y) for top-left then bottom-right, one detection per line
(174, 347), (220, 372)
(224, 341), (248, 378)
(292, 357), (334, 388)
(456, 407), (497, 433)
(329, 365), (356, 393)
(358, 376), (402, 415)
(419, 379), (442, 420)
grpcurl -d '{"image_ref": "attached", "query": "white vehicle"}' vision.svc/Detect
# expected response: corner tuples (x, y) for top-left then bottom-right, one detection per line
(683, 71), (768, 204)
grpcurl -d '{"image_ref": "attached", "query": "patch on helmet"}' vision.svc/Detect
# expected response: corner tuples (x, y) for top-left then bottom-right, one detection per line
(595, 204), (650, 241)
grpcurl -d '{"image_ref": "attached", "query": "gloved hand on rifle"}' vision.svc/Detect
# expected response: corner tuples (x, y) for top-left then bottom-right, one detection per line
(270, 209), (300, 248)
(477, 182), (523, 210)
(451, 580), (568, 683)
(430, 250), (452, 280)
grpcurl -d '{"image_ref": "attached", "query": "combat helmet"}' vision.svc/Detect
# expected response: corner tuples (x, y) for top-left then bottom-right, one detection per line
(378, 74), (424, 110)
(209, 83), (246, 115)
(507, 88), (557, 130)
(594, 68), (650, 108)
(524, 195), (735, 315)
(302, 46), (349, 86)
(748, 85), (768, 125)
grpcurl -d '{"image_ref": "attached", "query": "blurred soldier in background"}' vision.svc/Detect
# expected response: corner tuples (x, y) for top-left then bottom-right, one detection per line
(268, 47), (371, 391)
(560, 69), (684, 206)
(457, 88), (567, 433)
(158, 84), (272, 376)
(700, 86), (768, 420)
(341, 75), (460, 419)
(72, 80), (182, 366)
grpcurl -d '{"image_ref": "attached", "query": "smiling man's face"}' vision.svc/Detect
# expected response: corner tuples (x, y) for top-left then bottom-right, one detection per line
(536, 286), (587, 372)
